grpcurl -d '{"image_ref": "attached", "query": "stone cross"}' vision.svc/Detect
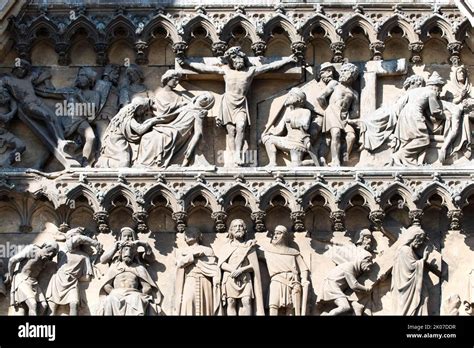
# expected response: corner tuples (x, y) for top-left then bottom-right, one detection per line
(355, 58), (408, 118)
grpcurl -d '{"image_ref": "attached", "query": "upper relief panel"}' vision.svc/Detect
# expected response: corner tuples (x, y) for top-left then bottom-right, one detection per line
(0, 2), (472, 171)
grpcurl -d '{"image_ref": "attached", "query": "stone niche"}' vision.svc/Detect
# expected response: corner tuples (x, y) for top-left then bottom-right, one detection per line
(0, 1), (473, 317)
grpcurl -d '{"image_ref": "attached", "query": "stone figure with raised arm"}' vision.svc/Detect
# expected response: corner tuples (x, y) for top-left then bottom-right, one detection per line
(262, 88), (312, 167)
(174, 226), (221, 315)
(262, 225), (310, 315)
(46, 227), (102, 315)
(6, 241), (58, 315)
(98, 231), (161, 316)
(217, 219), (264, 315)
(178, 46), (297, 166)
(317, 63), (360, 167)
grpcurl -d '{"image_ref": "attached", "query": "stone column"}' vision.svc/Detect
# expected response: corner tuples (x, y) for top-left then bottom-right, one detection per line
(211, 211), (228, 233)
(447, 209), (463, 231)
(330, 210), (346, 232)
(251, 211), (266, 232)
(172, 211), (187, 233)
(93, 211), (110, 233)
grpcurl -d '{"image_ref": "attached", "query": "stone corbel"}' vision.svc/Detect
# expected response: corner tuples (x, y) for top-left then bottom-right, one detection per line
(135, 40), (149, 65)
(251, 211), (266, 233)
(290, 210), (306, 233)
(447, 41), (463, 67)
(330, 210), (346, 232)
(211, 41), (228, 57)
(370, 40), (385, 61)
(14, 41), (31, 61)
(93, 211), (110, 234)
(447, 209), (462, 231)
(172, 211), (187, 233)
(172, 41), (188, 59)
(408, 41), (424, 64)
(94, 42), (108, 66)
(251, 41), (267, 57)
(133, 211), (149, 233)
(211, 211), (228, 233)
(369, 209), (385, 231)
(55, 42), (70, 66)
(291, 41), (307, 63)
(330, 41), (345, 63)
(409, 209), (424, 226)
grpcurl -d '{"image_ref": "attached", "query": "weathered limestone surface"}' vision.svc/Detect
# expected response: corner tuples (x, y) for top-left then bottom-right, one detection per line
(0, 0), (473, 316)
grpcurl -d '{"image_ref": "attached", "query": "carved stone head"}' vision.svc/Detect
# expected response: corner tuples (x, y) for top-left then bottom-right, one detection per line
(223, 46), (248, 71)
(356, 229), (373, 251)
(284, 87), (306, 108)
(403, 74), (425, 91)
(319, 62), (336, 84)
(161, 69), (183, 88)
(228, 218), (247, 241)
(76, 67), (97, 89)
(126, 64), (145, 84)
(12, 59), (32, 78)
(271, 225), (290, 245)
(339, 63), (359, 85)
(103, 64), (121, 85)
(120, 242), (138, 265)
(455, 65), (468, 84)
(40, 241), (59, 260)
(184, 226), (201, 245)
(0, 85), (11, 106)
(120, 227), (137, 242)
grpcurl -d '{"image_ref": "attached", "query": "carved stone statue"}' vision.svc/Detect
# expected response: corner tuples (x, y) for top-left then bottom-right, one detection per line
(97, 231), (162, 316)
(99, 227), (154, 266)
(0, 260), (6, 297)
(135, 92), (215, 168)
(151, 69), (190, 115)
(0, 84), (25, 167)
(0, 59), (70, 152)
(174, 226), (221, 315)
(95, 97), (160, 168)
(319, 249), (373, 315)
(391, 72), (445, 166)
(359, 75), (425, 154)
(261, 225), (309, 315)
(217, 219), (264, 315)
(329, 229), (375, 266)
(317, 62), (359, 166)
(46, 227), (102, 315)
(95, 64), (121, 121)
(262, 88), (312, 167)
(7, 241), (59, 315)
(179, 46), (296, 166)
(391, 225), (430, 315)
(38, 67), (100, 167)
(119, 64), (148, 107)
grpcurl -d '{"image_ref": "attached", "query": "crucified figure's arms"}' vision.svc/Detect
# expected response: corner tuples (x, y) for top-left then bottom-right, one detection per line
(177, 56), (225, 75)
(254, 55), (297, 76)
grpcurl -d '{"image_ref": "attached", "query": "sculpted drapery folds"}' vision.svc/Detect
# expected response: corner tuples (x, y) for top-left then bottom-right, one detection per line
(391, 225), (431, 316)
(135, 92), (215, 168)
(262, 225), (310, 316)
(217, 219), (264, 316)
(46, 227), (102, 315)
(262, 88), (313, 167)
(174, 227), (221, 316)
(98, 228), (161, 316)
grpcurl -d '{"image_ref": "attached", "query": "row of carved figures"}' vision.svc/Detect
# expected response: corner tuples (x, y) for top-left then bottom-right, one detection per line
(0, 219), (471, 316)
(0, 46), (473, 169)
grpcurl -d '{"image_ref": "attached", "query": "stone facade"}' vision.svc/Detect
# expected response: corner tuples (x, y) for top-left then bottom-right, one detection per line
(0, 0), (473, 316)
